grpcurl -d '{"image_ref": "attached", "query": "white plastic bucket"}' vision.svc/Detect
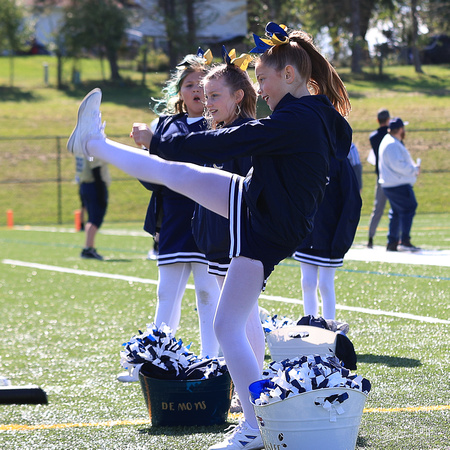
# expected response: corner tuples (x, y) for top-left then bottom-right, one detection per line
(251, 386), (367, 450)
(266, 325), (337, 362)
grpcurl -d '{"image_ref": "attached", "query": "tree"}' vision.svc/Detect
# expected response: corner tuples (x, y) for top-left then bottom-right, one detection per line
(410, 0), (424, 72)
(247, 0), (304, 35)
(30, 0), (67, 89)
(371, 0), (427, 70)
(0, 0), (27, 86)
(425, 0), (450, 34)
(63, 0), (129, 81)
(154, 0), (211, 68)
(296, 0), (381, 71)
(351, 0), (363, 73)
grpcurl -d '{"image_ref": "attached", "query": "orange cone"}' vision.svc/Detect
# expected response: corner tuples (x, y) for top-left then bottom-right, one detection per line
(74, 209), (82, 231)
(7, 209), (14, 228)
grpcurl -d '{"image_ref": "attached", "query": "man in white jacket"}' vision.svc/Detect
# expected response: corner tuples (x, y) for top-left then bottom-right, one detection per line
(378, 118), (421, 252)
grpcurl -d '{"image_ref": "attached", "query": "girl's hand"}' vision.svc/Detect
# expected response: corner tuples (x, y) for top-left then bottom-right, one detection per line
(130, 123), (153, 149)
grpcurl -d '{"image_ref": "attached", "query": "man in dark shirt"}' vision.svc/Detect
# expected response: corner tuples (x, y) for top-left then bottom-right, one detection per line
(367, 109), (390, 248)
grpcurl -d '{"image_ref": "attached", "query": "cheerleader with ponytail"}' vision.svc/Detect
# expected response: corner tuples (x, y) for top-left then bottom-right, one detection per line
(68, 23), (352, 449)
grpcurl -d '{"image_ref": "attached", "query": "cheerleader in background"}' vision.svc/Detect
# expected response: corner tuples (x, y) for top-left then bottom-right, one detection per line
(294, 152), (362, 321)
(118, 51), (220, 383)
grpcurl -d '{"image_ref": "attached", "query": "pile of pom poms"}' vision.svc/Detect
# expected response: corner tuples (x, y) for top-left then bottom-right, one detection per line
(120, 323), (228, 380)
(251, 354), (371, 406)
(262, 314), (350, 335)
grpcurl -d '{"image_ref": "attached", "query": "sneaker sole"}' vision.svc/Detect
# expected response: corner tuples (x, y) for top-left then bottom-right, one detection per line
(117, 374), (139, 383)
(67, 88), (102, 154)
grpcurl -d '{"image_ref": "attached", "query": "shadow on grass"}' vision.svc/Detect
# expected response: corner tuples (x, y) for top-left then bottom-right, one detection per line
(62, 79), (164, 109)
(0, 86), (40, 102)
(264, 353), (421, 367)
(357, 353), (421, 367)
(104, 258), (134, 263)
(340, 71), (450, 96)
(138, 422), (229, 436)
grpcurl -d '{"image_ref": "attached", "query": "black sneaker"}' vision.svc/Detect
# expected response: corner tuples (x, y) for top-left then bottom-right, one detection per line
(81, 247), (103, 260)
(386, 242), (398, 252)
(398, 241), (421, 252)
(367, 237), (373, 248)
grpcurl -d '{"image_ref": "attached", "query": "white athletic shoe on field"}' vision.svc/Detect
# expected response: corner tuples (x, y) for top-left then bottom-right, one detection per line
(208, 419), (264, 450)
(67, 88), (105, 159)
(0, 376), (11, 386)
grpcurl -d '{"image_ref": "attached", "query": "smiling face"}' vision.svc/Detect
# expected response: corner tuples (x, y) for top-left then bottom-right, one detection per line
(255, 62), (288, 111)
(204, 77), (240, 126)
(179, 71), (205, 117)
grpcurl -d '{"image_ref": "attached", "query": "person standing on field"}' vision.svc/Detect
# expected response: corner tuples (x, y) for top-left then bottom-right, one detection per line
(75, 155), (110, 260)
(378, 117), (421, 252)
(367, 108), (390, 248)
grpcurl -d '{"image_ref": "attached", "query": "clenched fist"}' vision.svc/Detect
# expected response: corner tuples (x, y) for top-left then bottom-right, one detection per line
(130, 123), (153, 149)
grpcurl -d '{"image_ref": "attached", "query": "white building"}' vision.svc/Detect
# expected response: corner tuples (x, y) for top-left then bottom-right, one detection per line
(23, 0), (247, 50)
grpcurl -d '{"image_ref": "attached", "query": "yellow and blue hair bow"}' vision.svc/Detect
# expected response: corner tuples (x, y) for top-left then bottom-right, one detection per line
(197, 47), (213, 65)
(177, 47), (213, 67)
(222, 45), (253, 71)
(250, 22), (289, 53)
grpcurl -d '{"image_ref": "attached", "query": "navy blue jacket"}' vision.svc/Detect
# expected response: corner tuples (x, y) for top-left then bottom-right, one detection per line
(150, 94), (352, 249)
(369, 125), (389, 177)
(296, 155), (362, 259)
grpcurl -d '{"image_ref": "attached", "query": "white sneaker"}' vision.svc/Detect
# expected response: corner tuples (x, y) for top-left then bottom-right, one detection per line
(0, 376), (11, 386)
(117, 364), (142, 382)
(325, 319), (350, 335)
(209, 420), (264, 450)
(67, 88), (105, 159)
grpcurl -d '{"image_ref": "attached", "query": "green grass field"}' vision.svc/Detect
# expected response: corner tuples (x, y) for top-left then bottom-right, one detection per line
(0, 56), (449, 449)
(0, 214), (449, 449)
(0, 56), (449, 226)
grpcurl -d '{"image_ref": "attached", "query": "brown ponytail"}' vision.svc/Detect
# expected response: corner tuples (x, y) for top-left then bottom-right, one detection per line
(257, 30), (351, 117)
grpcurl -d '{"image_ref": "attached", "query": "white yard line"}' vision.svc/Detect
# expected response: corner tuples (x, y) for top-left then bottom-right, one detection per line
(3, 259), (449, 324)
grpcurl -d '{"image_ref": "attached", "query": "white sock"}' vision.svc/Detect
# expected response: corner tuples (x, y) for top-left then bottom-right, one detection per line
(318, 266), (336, 320)
(301, 263), (319, 317)
(214, 257), (265, 429)
(154, 263), (191, 331)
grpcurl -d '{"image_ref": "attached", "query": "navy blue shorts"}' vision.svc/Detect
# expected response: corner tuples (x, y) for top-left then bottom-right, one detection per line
(207, 257), (230, 277)
(293, 250), (344, 267)
(228, 175), (294, 285)
(79, 182), (107, 228)
(156, 196), (207, 266)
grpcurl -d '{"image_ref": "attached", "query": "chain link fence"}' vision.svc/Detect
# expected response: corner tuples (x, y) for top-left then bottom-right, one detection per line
(1, 128), (449, 226)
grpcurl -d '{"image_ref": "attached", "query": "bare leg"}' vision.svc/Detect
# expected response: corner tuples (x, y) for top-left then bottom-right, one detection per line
(87, 138), (231, 218)
(214, 256), (265, 429)
(84, 222), (98, 248)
